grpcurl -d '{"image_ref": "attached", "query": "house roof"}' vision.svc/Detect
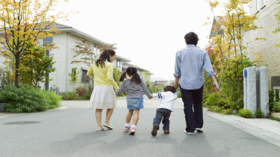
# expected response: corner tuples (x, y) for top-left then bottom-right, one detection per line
(0, 23), (107, 46)
(210, 16), (225, 37)
(56, 24), (107, 46)
(123, 62), (153, 75)
(150, 78), (168, 82)
(116, 55), (131, 62)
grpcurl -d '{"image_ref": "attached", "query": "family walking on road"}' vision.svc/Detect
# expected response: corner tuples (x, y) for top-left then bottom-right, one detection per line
(86, 32), (220, 136)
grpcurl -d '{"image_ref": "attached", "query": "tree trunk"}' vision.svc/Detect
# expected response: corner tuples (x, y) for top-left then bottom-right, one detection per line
(15, 55), (20, 88)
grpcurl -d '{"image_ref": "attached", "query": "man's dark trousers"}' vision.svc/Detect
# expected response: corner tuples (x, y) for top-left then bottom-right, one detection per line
(180, 85), (204, 132)
(153, 108), (171, 131)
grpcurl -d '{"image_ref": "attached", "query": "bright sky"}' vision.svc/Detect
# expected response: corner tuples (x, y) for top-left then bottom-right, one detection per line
(56, 0), (242, 80)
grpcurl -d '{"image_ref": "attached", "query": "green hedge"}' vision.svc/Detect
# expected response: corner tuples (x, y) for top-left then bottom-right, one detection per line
(0, 84), (62, 113)
(239, 109), (253, 118)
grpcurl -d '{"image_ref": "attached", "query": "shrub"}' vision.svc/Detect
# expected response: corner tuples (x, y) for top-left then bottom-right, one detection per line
(205, 92), (227, 108)
(177, 91), (182, 98)
(239, 109), (244, 116)
(76, 86), (87, 97)
(117, 93), (125, 97)
(202, 91), (210, 105)
(207, 106), (222, 112)
(225, 108), (233, 115)
(271, 101), (280, 112)
(0, 84), (62, 113)
(61, 91), (81, 100)
(239, 109), (253, 118)
(255, 108), (264, 118)
(83, 93), (91, 100)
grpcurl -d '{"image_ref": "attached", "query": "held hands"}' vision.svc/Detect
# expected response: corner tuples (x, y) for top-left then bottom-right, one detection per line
(149, 95), (153, 99)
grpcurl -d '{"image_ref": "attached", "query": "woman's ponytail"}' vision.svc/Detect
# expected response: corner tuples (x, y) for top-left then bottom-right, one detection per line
(120, 72), (127, 82)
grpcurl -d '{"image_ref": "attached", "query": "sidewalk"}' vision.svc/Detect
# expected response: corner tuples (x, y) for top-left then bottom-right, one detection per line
(204, 109), (280, 147)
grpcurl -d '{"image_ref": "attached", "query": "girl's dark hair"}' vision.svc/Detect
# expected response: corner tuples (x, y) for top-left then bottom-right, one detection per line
(119, 67), (141, 84)
(184, 32), (199, 46)
(95, 49), (116, 68)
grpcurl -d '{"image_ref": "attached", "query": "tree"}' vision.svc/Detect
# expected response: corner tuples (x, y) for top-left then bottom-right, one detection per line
(98, 43), (117, 52)
(205, 0), (264, 104)
(20, 45), (56, 87)
(69, 67), (80, 91)
(71, 40), (98, 87)
(274, 0), (280, 48)
(0, 0), (75, 87)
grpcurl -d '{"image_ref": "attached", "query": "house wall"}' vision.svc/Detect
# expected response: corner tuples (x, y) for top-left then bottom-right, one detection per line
(249, 0), (280, 88)
(45, 33), (96, 93)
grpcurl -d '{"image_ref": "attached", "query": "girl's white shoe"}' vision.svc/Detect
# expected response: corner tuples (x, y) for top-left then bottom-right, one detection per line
(128, 126), (136, 135)
(97, 127), (104, 131)
(124, 126), (131, 132)
(103, 123), (113, 130)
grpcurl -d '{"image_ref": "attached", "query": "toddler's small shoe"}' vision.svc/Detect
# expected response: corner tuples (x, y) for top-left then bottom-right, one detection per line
(151, 125), (159, 137)
(128, 126), (136, 135)
(124, 126), (130, 132)
(103, 123), (113, 130)
(97, 127), (104, 131)
(164, 130), (170, 134)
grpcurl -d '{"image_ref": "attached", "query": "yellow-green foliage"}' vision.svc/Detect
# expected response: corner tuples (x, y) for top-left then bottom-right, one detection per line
(239, 109), (253, 118)
(205, 92), (228, 107)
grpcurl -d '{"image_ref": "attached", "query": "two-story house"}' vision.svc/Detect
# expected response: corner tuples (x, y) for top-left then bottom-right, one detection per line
(0, 24), (131, 93)
(248, 0), (280, 87)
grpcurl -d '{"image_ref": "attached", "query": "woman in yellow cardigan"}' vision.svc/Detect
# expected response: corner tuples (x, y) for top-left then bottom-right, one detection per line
(87, 49), (119, 131)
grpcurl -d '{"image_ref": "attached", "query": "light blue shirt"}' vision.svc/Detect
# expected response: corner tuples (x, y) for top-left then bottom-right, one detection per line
(174, 45), (215, 90)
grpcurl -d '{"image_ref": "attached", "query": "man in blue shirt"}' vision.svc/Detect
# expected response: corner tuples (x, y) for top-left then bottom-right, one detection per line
(174, 32), (219, 134)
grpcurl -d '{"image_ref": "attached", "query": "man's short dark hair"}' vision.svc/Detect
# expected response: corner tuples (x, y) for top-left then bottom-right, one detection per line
(184, 32), (199, 46)
(164, 86), (176, 93)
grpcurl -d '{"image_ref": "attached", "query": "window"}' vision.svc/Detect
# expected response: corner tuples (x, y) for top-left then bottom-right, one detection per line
(262, 0), (265, 6)
(117, 61), (120, 68)
(81, 70), (90, 82)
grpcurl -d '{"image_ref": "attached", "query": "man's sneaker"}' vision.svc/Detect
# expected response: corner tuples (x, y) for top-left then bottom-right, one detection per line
(103, 123), (113, 130)
(164, 130), (170, 134)
(196, 128), (203, 133)
(124, 126), (130, 132)
(128, 126), (136, 135)
(184, 130), (194, 135)
(151, 125), (159, 137)
(97, 127), (104, 131)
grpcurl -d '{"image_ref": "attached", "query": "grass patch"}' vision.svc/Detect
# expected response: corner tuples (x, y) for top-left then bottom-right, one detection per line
(267, 116), (280, 122)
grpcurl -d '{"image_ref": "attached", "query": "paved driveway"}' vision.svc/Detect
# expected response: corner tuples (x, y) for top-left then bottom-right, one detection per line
(1, 99), (280, 157)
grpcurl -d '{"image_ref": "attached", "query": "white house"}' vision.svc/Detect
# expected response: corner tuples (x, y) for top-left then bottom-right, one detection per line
(0, 24), (131, 93)
(150, 78), (169, 87)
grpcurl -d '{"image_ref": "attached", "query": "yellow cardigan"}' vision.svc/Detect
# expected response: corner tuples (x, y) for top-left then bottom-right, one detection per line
(87, 62), (119, 91)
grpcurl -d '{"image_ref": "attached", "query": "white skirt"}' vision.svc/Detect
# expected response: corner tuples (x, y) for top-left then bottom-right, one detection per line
(89, 85), (117, 109)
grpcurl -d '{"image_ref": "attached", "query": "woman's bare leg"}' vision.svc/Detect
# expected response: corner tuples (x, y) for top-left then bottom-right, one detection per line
(105, 108), (114, 124)
(132, 110), (140, 125)
(95, 109), (103, 127)
(126, 110), (134, 123)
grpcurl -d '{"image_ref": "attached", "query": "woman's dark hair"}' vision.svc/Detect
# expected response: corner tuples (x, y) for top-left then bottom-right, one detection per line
(184, 32), (199, 46)
(119, 67), (141, 84)
(164, 86), (176, 93)
(95, 49), (116, 68)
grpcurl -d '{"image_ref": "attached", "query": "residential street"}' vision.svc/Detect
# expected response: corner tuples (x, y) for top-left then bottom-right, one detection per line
(1, 99), (280, 157)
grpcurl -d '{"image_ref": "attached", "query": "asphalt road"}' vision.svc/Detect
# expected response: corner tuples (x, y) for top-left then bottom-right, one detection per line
(1, 104), (280, 157)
